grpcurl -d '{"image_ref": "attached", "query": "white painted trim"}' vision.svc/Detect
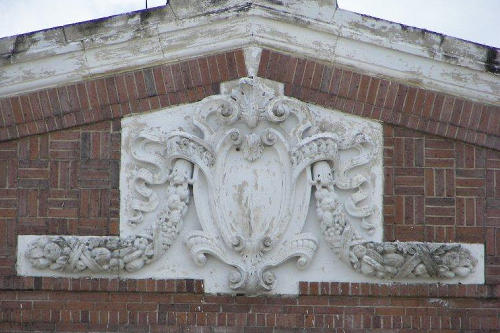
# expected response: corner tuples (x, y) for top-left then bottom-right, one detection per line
(0, 3), (498, 105)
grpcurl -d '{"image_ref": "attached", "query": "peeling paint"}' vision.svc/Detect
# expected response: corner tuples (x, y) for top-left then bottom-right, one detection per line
(0, 0), (498, 105)
(485, 47), (500, 74)
(428, 298), (449, 307)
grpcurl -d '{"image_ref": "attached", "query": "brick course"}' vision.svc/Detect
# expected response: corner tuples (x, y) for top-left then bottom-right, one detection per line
(0, 48), (499, 331)
(0, 280), (499, 332)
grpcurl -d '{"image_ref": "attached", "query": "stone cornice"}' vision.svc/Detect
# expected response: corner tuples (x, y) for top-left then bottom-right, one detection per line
(0, 1), (498, 105)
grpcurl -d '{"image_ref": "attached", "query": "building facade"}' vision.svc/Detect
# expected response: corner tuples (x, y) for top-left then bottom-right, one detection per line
(0, 1), (499, 331)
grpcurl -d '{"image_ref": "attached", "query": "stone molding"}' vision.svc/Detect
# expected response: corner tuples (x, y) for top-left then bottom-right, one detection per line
(0, 2), (498, 104)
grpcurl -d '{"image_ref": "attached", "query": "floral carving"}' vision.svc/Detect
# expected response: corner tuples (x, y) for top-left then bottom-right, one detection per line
(25, 235), (154, 273)
(313, 161), (477, 280)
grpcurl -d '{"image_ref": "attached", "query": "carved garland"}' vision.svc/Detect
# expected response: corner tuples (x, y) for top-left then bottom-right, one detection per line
(25, 159), (192, 273)
(312, 161), (477, 280)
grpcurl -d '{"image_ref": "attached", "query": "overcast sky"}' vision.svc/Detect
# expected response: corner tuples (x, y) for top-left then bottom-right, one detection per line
(0, 0), (498, 48)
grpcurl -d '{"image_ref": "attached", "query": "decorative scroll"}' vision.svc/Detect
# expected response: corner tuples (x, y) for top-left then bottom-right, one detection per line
(166, 134), (215, 168)
(128, 131), (170, 225)
(183, 78), (321, 294)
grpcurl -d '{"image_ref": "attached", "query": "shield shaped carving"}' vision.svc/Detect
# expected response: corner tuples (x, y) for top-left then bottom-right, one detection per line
(185, 79), (318, 293)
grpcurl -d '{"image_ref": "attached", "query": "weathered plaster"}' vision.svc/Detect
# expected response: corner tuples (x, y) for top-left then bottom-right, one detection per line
(243, 47), (262, 77)
(0, 1), (498, 105)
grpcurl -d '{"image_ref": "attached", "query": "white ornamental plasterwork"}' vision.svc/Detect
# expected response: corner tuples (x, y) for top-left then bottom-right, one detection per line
(20, 78), (481, 295)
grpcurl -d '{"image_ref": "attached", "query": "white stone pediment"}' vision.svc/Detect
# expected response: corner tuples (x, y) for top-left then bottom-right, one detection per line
(17, 78), (484, 295)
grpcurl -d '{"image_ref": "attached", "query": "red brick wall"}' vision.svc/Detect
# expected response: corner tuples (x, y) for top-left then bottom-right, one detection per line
(0, 50), (246, 142)
(1, 280), (499, 332)
(1, 48), (499, 332)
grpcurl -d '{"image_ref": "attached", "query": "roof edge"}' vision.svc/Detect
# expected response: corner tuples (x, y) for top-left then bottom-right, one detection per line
(0, 1), (498, 104)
